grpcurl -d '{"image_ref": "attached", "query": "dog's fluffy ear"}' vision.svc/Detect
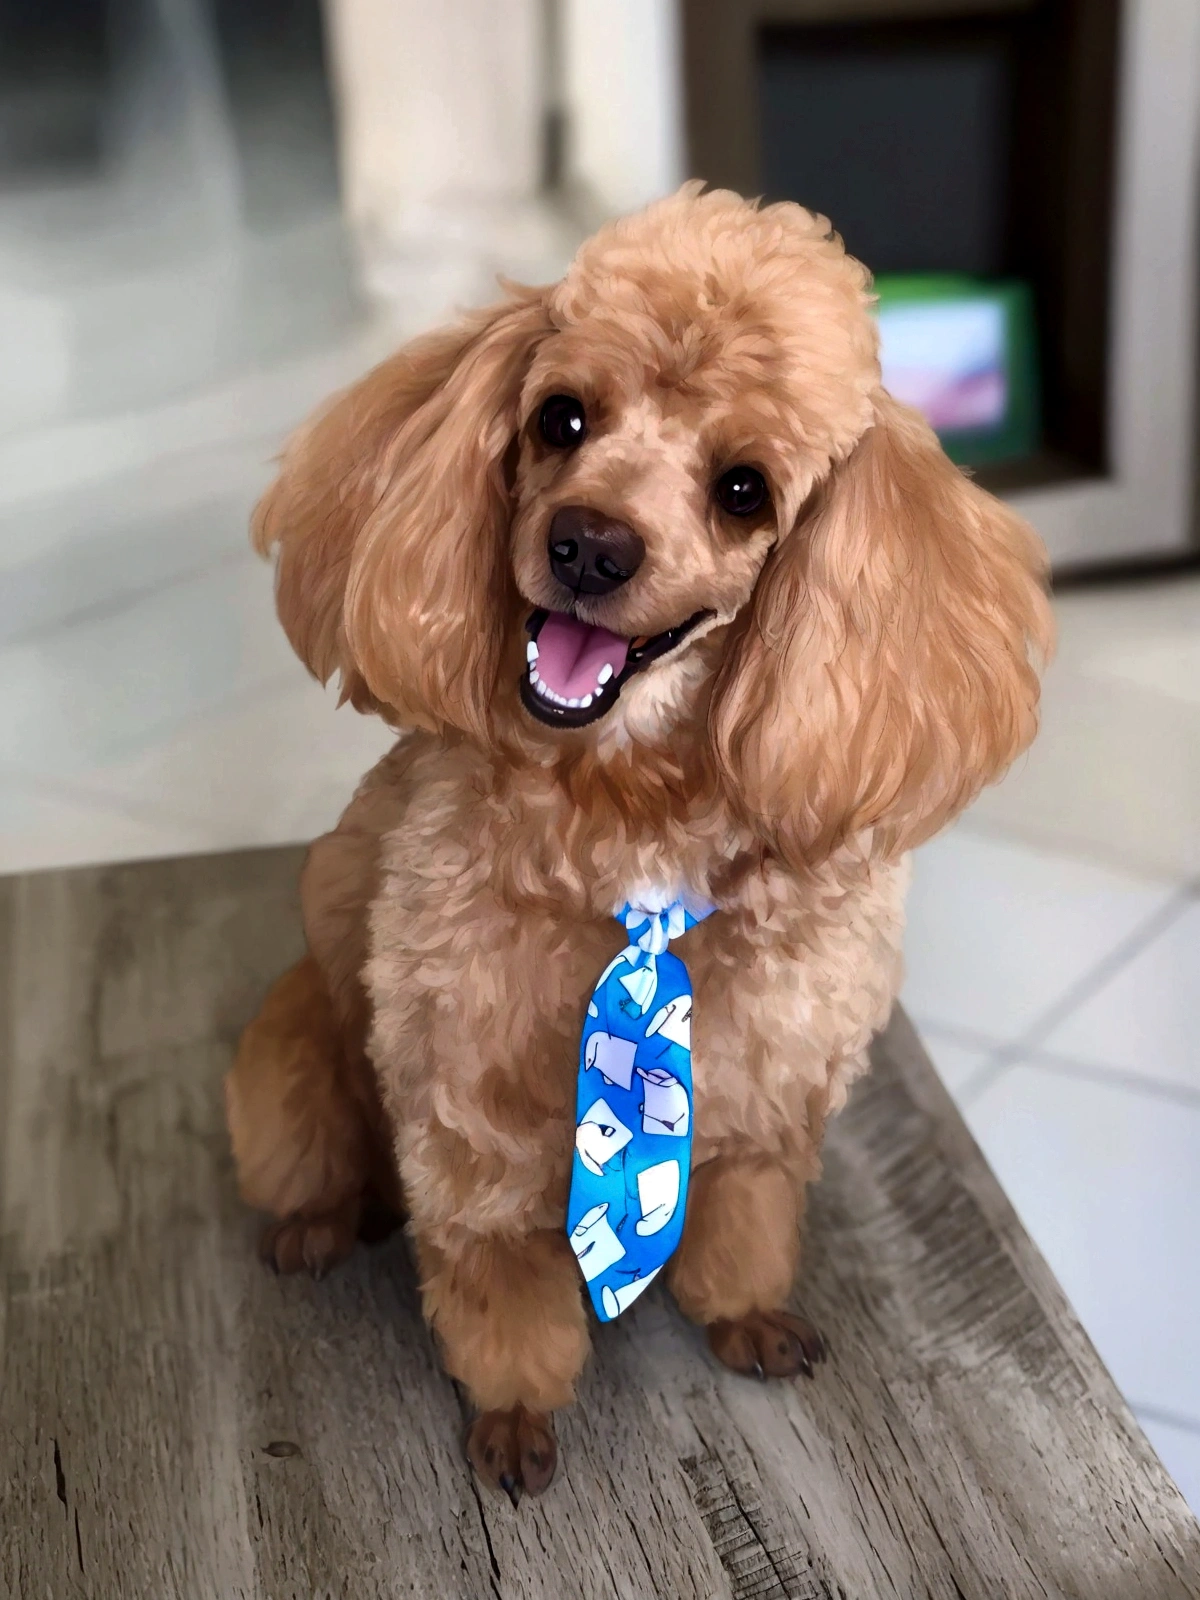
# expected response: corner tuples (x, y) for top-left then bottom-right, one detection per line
(712, 391), (1053, 864)
(253, 286), (550, 736)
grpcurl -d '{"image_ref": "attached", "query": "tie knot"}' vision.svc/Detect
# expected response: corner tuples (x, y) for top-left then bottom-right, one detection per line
(619, 898), (714, 955)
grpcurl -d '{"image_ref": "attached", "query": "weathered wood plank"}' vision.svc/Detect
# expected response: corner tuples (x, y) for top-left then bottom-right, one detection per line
(2, 848), (1198, 1600)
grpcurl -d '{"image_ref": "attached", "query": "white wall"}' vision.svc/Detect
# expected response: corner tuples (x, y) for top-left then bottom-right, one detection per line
(320, 0), (579, 324)
(1010, 0), (1200, 564)
(561, 0), (686, 220)
(324, 0), (544, 233)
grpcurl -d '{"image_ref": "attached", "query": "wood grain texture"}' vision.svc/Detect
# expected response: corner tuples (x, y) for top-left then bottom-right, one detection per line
(2, 846), (1198, 1600)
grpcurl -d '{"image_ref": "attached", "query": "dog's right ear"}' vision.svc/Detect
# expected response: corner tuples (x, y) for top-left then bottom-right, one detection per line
(253, 286), (550, 729)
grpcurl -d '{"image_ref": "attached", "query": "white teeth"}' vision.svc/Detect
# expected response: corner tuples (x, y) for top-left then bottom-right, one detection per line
(529, 673), (603, 713)
(527, 646), (619, 716)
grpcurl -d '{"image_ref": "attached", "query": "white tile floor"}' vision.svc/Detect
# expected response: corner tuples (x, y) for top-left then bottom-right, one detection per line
(903, 583), (1200, 1510)
(2, 33), (1197, 1514)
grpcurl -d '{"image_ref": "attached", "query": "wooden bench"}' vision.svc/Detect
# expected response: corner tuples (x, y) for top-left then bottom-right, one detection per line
(2, 846), (1198, 1599)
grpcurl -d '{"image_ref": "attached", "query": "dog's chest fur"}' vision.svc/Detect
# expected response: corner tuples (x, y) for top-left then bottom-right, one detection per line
(354, 735), (909, 1223)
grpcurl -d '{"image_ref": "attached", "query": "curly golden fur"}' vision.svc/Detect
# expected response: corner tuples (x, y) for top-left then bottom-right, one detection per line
(225, 185), (1052, 1497)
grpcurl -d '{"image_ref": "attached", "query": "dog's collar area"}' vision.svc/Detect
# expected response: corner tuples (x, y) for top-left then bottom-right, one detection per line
(519, 607), (712, 729)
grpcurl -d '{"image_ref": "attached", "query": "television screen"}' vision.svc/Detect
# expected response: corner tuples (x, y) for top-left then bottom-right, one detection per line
(874, 275), (1039, 466)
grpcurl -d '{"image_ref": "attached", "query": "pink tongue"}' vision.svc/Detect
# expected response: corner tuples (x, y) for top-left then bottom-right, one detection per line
(536, 612), (629, 698)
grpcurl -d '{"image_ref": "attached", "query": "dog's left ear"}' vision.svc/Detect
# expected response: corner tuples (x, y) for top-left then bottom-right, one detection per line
(711, 391), (1054, 864)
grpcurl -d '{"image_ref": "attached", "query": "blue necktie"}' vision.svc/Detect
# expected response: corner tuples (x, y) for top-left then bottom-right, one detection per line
(567, 898), (715, 1321)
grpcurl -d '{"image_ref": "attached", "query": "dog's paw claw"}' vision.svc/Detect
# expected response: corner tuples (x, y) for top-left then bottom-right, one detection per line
(259, 1211), (357, 1278)
(708, 1309), (827, 1380)
(466, 1406), (557, 1502)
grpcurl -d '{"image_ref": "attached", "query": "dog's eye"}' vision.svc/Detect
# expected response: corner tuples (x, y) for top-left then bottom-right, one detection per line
(715, 466), (769, 517)
(539, 395), (587, 449)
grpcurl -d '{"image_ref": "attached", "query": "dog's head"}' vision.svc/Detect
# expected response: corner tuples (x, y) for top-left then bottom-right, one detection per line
(257, 185), (1051, 862)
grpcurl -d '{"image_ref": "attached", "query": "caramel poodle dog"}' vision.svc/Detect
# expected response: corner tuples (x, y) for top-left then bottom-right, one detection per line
(225, 184), (1052, 1501)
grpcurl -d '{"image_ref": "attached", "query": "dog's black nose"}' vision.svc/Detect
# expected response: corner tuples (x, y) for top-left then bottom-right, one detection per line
(547, 506), (645, 597)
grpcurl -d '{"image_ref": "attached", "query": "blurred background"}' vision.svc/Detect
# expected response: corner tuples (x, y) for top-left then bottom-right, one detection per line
(1, 0), (1196, 1507)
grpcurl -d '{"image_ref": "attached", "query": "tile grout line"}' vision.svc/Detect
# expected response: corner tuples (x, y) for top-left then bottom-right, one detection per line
(1131, 1400), (1200, 1438)
(979, 840), (1193, 902)
(0, 766), (217, 840)
(905, 1016), (1011, 1057)
(20, 664), (315, 786)
(945, 813), (1199, 910)
(0, 544), (260, 652)
(956, 884), (1200, 1107)
(0, 665), (315, 833)
(1019, 1049), (1200, 1113)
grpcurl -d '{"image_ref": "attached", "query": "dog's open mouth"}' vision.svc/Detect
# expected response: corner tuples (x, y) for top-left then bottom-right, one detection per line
(519, 608), (711, 729)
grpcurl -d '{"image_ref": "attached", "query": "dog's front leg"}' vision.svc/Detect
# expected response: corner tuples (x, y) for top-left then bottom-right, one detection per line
(667, 882), (896, 1378)
(370, 894), (614, 1501)
(668, 1150), (827, 1378)
(368, 870), (628, 1496)
(411, 1219), (587, 1502)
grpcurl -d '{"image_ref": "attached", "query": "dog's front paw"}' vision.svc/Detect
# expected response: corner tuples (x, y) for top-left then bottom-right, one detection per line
(709, 1309), (827, 1379)
(465, 1405), (557, 1505)
(258, 1208), (358, 1278)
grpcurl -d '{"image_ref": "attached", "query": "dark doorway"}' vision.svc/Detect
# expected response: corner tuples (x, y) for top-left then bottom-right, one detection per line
(682, 0), (1122, 486)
